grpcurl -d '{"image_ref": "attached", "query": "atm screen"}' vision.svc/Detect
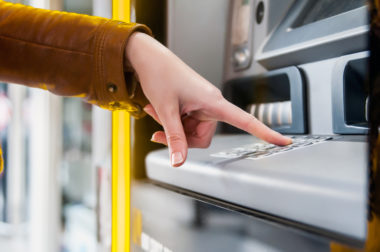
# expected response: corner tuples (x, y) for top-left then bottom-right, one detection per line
(259, 0), (368, 69)
(292, 0), (367, 28)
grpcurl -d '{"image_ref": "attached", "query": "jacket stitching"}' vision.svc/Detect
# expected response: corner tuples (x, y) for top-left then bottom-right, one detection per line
(101, 21), (119, 101)
(116, 25), (127, 97)
(90, 23), (103, 102)
(94, 21), (108, 104)
(0, 35), (92, 56)
(92, 23), (102, 102)
(99, 23), (106, 94)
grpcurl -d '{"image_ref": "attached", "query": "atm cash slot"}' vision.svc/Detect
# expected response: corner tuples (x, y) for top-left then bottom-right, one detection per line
(332, 52), (369, 134)
(222, 66), (306, 134)
(247, 101), (292, 128)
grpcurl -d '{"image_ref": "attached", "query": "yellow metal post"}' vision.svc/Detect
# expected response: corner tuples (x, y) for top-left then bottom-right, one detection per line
(112, 1), (131, 251)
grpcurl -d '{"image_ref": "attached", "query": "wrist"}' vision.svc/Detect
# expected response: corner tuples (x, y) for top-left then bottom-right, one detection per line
(126, 32), (143, 61)
(125, 32), (152, 74)
(125, 32), (171, 76)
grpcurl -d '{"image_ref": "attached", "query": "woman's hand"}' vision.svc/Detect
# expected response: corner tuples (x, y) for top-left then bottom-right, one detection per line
(126, 32), (292, 167)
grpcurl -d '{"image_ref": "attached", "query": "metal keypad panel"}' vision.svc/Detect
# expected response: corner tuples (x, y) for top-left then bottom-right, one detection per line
(210, 135), (333, 160)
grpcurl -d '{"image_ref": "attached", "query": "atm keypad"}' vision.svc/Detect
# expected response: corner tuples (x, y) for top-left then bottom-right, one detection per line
(210, 136), (332, 160)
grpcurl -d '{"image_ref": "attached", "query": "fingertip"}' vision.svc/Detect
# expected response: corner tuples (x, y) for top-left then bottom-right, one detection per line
(171, 151), (185, 167)
(150, 131), (159, 141)
(150, 131), (167, 145)
(263, 130), (292, 146)
(150, 137), (160, 144)
(150, 139), (166, 145)
(169, 147), (188, 167)
(143, 104), (153, 114)
(277, 137), (292, 146)
(285, 137), (293, 145)
(273, 135), (293, 146)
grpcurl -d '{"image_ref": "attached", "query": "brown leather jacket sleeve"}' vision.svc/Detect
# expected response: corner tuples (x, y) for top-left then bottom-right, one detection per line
(0, 0), (152, 117)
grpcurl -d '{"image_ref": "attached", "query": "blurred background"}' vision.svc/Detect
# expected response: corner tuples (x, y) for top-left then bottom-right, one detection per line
(0, 0), (228, 251)
(0, 1), (107, 251)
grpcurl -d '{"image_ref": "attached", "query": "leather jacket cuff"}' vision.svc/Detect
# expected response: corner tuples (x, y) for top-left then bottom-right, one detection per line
(91, 20), (152, 117)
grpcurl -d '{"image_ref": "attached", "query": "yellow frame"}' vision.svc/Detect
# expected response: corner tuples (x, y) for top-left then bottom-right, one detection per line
(111, 1), (131, 252)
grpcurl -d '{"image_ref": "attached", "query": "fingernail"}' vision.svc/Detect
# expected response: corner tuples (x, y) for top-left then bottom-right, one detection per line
(287, 137), (293, 145)
(150, 135), (157, 143)
(171, 152), (184, 167)
(150, 138), (164, 145)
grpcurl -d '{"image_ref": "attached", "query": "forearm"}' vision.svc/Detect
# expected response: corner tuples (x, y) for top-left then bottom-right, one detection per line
(0, 0), (151, 114)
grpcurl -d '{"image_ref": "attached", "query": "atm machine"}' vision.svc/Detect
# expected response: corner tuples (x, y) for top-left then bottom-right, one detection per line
(137, 0), (370, 251)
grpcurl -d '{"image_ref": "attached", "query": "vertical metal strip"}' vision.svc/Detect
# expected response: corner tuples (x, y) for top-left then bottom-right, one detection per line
(111, 1), (131, 251)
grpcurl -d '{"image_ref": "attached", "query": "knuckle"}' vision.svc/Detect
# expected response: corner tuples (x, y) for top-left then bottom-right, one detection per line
(167, 134), (183, 144)
(200, 141), (211, 148)
(205, 89), (225, 110)
(159, 105), (176, 117)
(211, 87), (222, 96)
(242, 116), (255, 131)
(213, 88), (224, 101)
(199, 138), (212, 148)
(203, 86), (223, 100)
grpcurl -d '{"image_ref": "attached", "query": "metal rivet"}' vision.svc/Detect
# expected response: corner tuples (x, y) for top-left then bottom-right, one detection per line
(107, 83), (117, 93)
(129, 103), (143, 117)
(110, 101), (120, 109)
(133, 103), (142, 113)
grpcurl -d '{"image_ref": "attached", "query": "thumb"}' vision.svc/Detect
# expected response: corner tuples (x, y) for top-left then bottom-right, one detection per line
(160, 108), (188, 167)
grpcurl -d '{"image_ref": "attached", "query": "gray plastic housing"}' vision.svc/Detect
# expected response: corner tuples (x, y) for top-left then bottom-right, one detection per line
(146, 135), (368, 245)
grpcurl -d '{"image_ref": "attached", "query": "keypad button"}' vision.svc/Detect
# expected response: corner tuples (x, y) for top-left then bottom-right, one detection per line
(211, 135), (332, 160)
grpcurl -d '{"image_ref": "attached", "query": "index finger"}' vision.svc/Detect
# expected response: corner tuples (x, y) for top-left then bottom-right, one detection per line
(214, 99), (292, 146)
